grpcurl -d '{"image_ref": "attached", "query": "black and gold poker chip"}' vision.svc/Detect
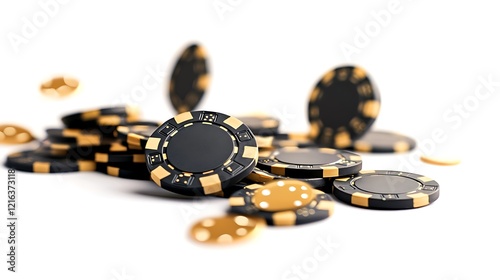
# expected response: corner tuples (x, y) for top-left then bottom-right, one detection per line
(350, 130), (416, 153)
(257, 147), (362, 178)
(332, 170), (440, 209)
(169, 44), (209, 114)
(237, 115), (280, 136)
(246, 167), (331, 189)
(5, 150), (96, 173)
(145, 111), (258, 197)
(115, 121), (161, 150)
(308, 65), (380, 148)
(229, 181), (334, 226)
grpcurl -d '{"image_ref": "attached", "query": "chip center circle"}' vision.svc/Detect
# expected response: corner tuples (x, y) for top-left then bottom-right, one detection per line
(318, 77), (360, 129)
(275, 148), (340, 165)
(166, 123), (234, 173)
(354, 175), (421, 194)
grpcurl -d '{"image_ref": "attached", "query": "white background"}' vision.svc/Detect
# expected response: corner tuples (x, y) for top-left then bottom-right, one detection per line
(1, 1), (499, 280)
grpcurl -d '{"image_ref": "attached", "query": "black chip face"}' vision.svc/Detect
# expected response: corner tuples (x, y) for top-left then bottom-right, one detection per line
(169, 44), (209, 114)
(308, 66), (380, 148)
(145, 111), (258, 197)
(332, 170), (440, 209)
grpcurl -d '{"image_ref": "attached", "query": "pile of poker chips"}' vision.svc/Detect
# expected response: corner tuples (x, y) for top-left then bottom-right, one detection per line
(3, 43), (441, 245)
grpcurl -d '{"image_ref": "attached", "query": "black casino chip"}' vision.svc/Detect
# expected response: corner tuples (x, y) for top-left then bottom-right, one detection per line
(255, 133), (316, 149)
(5, 150), (96, 173)
(246, 167), (330, 189)
(145, 111), (258, 197)
(350, 130), (416, 153)
(169, 44), (209, 114)
(237, 115), (280, 136)
(229, 182), (334, 226)
(332, 170), (440, 209)
(95, 162), (150, 180)
(115, 121), (161, 150)
(308, 65), (380, 148)
(257, 147), (362, 178)
(61, 106), (140, 128)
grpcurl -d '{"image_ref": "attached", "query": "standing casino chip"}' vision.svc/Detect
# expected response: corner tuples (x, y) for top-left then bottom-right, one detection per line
(145, 111), (258, 197)
(228, 180), (335, 226)
(5, 150), (96, 173)
(332, 170), (440, 210)
(169, 44), (209, 114)
(257, 147), (362, 178)
(308, 65), (380, 148)
(350, 130), (416, 153)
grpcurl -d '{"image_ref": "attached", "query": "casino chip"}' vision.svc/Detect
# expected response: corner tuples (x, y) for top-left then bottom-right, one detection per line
(190, 215), (265, 244)
(246, 167), (331, 189)
(332, 170), (440, 209)
(40, 76), (79, 98)
(61, 106), (140, 129)
(0, 124), (35, 144)
(46, 128), (113, 146)
(115, 121), (161, 150)
(257, 147), (362, 178)
(145, 111), (258, 197)
(95, 162), (150, 180)
(229, 181), (335, 226)
(308, 65), (380, 148)
(351, 130), (416, 153)
(5, 150), (96, 173)
(255, 133), (316, 149)
(237, 115), (280, 136)
(169, 44), (209, 114)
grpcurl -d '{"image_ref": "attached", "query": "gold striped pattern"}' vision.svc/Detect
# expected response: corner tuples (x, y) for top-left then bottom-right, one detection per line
(200, 174), (222, 195)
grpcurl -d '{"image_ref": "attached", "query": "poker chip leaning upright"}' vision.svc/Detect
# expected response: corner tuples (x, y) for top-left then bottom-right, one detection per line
(169, 44), (209, 113)
(257, 147), (362, 178)
(5, 150), (96, 173)
(145, 111), (258, 197)
(332, 170), (440, 210)
(229, 180), (334, 226)
(308, 65), (380, 148)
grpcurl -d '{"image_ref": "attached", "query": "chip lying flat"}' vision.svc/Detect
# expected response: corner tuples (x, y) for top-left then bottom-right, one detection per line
(40, 76), (79, 98)
(332, 170), (440, 210)
(190, 215), (265, 244)
(229, 181), (335, 226)
(0, 125), (35, 144)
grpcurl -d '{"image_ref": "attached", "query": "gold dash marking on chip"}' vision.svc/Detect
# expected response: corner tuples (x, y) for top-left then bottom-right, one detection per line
(408, 193), (429, 208)
(151, 166), (170, 187)
(352, 192), (372, 207)
(174, 111), (193, 124)
(223, 117), (243, 130)
(145, 137), (161, 150)
(199, 174), (222, 195)
(33, 162), (50, 173)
